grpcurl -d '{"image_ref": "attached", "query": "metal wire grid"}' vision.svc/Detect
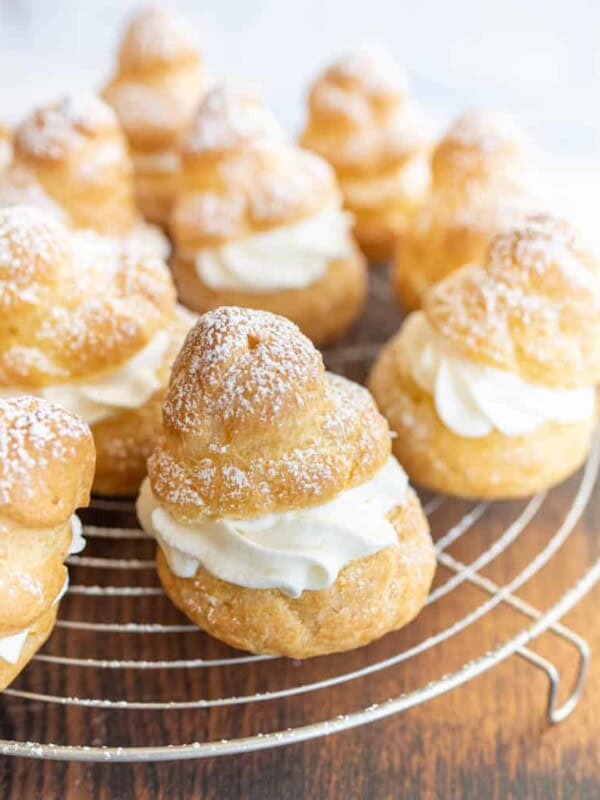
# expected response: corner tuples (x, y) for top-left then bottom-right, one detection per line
(0, 271), (598, 762)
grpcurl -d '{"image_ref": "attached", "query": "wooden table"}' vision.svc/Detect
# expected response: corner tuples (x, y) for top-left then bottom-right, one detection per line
(1, 272), (598, 799)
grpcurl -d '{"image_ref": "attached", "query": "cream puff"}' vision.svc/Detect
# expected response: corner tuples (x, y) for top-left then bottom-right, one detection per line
(0, 396), (94, 690)
(371, 215), (600, 499)
(171, 87), (367, 346)
(103, 3), (206, 225)
(2, 92), (168, 258)
(0, 205), (194, 495)
(393, 108), (536, 311)
(137, 306), (435, 658)
(301, 44), (431, 262)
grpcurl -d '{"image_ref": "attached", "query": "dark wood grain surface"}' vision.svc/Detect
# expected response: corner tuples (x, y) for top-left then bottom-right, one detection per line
(0, 271), (598, 799)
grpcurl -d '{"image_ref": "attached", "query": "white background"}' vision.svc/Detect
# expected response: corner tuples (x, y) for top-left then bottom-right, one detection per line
(0, 0), (598, 237)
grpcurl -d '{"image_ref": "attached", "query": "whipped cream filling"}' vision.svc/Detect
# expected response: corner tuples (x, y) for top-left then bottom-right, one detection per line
(137, 456), (408, 598)
(192, 205), (355, 292)
(0, 515), (84, 664)
(0, 330), (170, 425)
(404, 312), (595, 438)
(342, 155), (431, 207)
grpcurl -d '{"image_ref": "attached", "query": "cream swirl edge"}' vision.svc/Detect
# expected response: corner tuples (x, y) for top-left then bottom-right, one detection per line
(0, 515), (85, 664)
(137, 456), (409, 598)
(191, 205), (355, 293)
(0, 329), (171, 425)
(403, 311), (595, 438)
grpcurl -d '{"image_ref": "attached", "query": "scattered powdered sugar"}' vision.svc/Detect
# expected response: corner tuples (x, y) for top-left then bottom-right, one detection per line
(184, 85), (285, 156)
(243, 148), (335, 223)
(0, 205), (68, 313)
(328, 44), (408, 97)
(165, 306), (322, 432)
(488, 215), (599, 290)
(441, 109), (523, 158)
(0, 396), (89, 504)
(16, 93), (117, 160)
(119, 4), (199, 69)
(154, 308), (388, 514)
(174, 191), (245, 240)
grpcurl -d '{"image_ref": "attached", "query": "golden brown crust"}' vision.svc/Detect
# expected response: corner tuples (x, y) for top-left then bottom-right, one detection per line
(301, 47), (430, 262)
(0, 206), (176, 387)
(301, 46), (425, 173)
(173, 142), (336, 245)
(13, 94), (139, 236)
(156, 488), (435, 658)
(368, 333), (595, 498)
(103, 4), (204, 151)
(393, 108), (534, 310)
(171, 251), (366, 347)
(0, 605), (58, 692)
(91, 305), (195, 496)
(148, 307), (391, 521)
(424, 215), (600, 387)
(0, 396), (93, 686)
(0, 396), (94, 529)
(102, 5), (205, 225)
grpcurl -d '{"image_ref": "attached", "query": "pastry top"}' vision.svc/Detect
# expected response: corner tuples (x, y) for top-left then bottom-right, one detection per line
(431, 108), (527, 194)
(148, 307), (390, 522)
(103, 4), (204, 151)
(301, 44), (428, 175)
(12, 93), (139, 235)
(179, 85), (285, 176)
(172, 140), (340, 249)
(0, 396), (94, 528)
(424, 214), (600, 388)
(0, 205), (175, 387)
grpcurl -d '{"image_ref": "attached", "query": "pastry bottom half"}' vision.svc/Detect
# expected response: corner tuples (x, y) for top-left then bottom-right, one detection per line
(171, 252), (367, 348)
(156, 489), (436, 659)
(369, 337), (595, 499)
(0, 605), (58, 692)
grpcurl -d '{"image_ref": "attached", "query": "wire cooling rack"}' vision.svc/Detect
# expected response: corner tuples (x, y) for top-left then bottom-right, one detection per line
(1, 270), (599, 762)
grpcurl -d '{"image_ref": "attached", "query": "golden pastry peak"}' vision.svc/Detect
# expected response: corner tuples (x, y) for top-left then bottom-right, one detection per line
(182, 84), (285, 159)
(15, 93), (121, 162)
(425, 214), (600, 386)
(165, 306), (325, 435)
(432, 108), (526, 191)
(0, 395), (95, 527)
(0, 205), (175, 386)
(150, 307), (390, 520)
(118, 3), (200, 74)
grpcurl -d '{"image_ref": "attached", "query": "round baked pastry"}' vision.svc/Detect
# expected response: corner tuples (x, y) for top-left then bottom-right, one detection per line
(301, 45), (431, 262)
(137, 306), (436, 658)
(0, 205), (194, 495)
(393, 108), (536, 311)
(0, 396), (94, 690)
(3, 92), (168, 258)
(103, 3), (206, 225)
(171, 87), (366, 346)
(371, 215), (600, 498)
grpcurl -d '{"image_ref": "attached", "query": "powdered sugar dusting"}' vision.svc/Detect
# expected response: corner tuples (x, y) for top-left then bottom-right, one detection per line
(328, 44), (408, 97)
(153, 307), (389, 515)
(16, 94), (117, 160)
(0, 396), (90, 504)
(165, 306), (322, 432)
(184, 85), (285, 156)
(119, 4), (199, 69)
(0, 206), (68, 314)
